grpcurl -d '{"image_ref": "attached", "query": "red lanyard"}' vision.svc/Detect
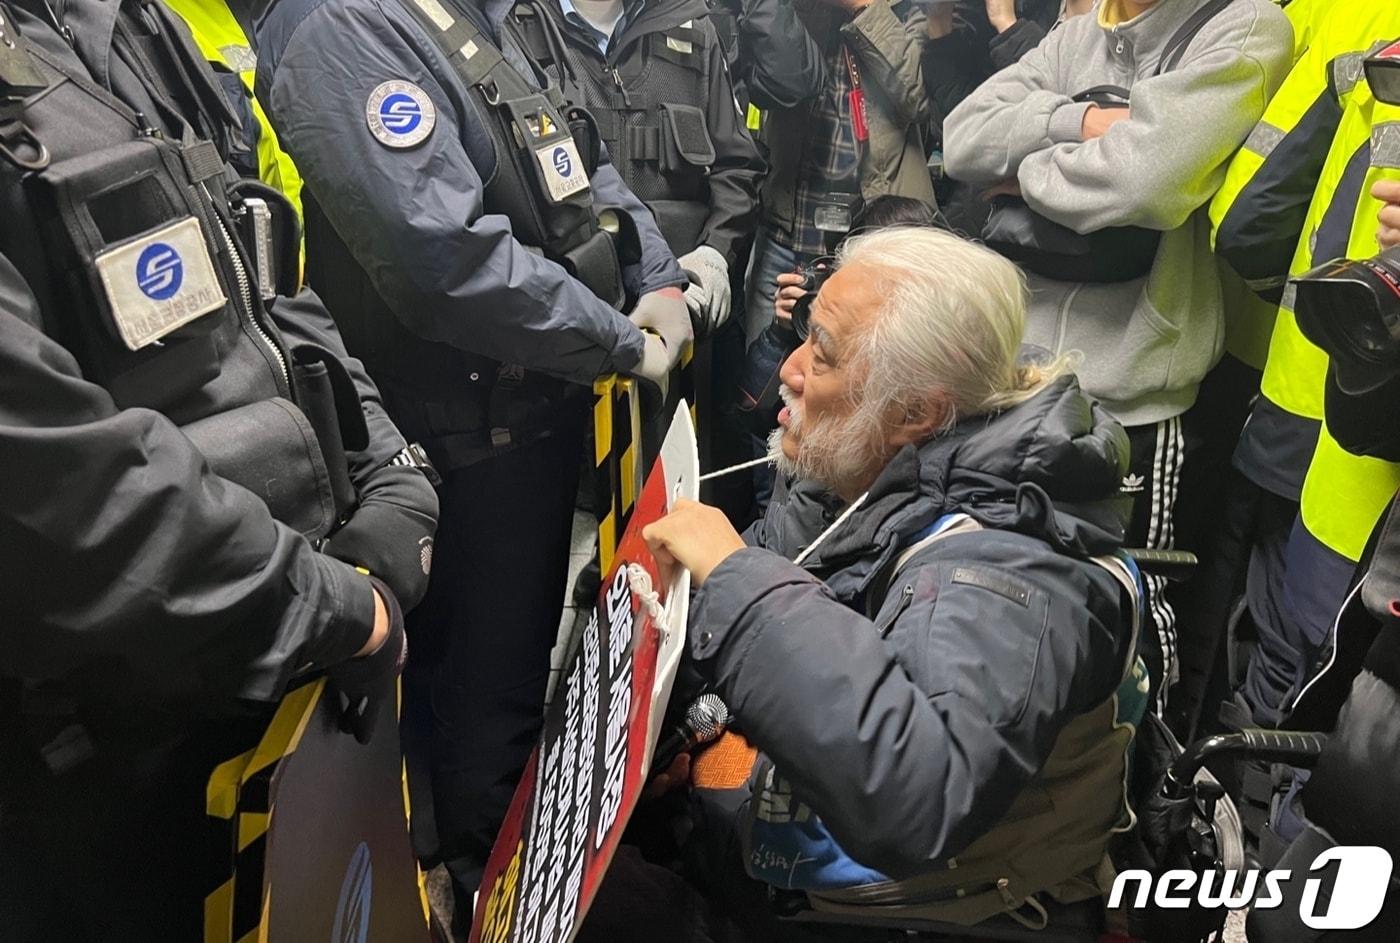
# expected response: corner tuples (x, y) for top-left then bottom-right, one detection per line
(843, 46), (868, 143)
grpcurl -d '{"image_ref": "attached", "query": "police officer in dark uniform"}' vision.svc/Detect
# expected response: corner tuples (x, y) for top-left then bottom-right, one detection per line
(0, 0), (438, 935)
(515, 0), (765, 514)
(515, 0), (764, 332)
(250, 0), (691, 910)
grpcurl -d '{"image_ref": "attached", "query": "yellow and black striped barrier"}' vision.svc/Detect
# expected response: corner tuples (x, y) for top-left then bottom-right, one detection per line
(591, 343), (695, 571)
(204, 679), (427, 943)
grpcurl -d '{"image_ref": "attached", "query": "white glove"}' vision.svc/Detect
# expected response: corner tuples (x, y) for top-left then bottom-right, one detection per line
(629, 333), (671, 403)
(628, 289), (692, 371)
(677, 245), (732, 335)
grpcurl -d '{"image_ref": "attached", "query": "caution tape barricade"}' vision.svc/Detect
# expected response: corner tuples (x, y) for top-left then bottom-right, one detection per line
(204, 678), (428, 943)
(592, 342), (695, 568)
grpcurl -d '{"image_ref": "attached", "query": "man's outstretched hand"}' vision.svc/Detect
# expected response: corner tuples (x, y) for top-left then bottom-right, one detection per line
(642, 499), (746, 588)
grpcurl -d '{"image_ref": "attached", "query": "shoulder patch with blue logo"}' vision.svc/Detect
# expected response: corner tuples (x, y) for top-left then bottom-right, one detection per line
(365, 80), (436, 149)
(93, 216), (227, 350)
(533, 138), (590, 202)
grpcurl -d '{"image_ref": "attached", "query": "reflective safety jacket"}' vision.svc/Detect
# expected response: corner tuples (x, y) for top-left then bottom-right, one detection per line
(1211, 2), (1400, 505)
(1296, 90), (1400, 563)
(1282, 0), (1329, 57)
(161, 0), (305, 219)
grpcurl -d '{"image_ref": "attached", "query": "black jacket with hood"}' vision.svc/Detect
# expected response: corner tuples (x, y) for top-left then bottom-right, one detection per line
(687, 374), (1134, 877)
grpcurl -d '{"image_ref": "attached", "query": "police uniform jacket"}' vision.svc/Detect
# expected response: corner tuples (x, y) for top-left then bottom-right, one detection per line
(0, 0), (437, 719)
(522, 0), (765, 267)
(252, 0), (687, 459)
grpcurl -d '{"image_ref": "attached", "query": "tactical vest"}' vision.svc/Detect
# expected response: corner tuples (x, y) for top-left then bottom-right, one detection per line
(306, 0), (631, 472)
(0, 0), (361, 538)
(513, 0), (721, 255)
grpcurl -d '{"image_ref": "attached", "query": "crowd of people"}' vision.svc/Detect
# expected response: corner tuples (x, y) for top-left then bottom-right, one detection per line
(3, 0), (1400, 938)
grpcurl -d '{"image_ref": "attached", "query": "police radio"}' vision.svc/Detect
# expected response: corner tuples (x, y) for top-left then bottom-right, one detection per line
(229, 180), (302, 300)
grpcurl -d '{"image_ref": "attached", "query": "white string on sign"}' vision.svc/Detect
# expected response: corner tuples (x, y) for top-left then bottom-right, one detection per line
(792, 491), (869, 567)
(697, 455), (776, 482)
(626, 562), (666, 625)
(692, 456), (868, 568)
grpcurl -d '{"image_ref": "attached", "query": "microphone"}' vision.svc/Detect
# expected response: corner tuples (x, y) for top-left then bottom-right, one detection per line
(650, 694), (731, 774)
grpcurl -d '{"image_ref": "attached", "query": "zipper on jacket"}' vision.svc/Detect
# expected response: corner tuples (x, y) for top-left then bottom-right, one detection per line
(202, 182), (291, 396)
(39, 0), (75, 46)
(876, 583), (914, 638)
(814, 879), (998, 907)
(1112, 25), (1125, 56)
(608, 66), (632, 107)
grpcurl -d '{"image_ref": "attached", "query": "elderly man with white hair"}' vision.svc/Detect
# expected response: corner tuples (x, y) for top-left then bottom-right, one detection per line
(642, 227), (1145, 930)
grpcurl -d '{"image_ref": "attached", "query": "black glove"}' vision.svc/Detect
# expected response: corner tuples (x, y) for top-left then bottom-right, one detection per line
(323, 465), (438, 610)
(329, 575), (407, 744)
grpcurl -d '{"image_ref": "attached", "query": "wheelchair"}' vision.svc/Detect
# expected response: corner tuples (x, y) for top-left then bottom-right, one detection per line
(771, 549), (1331, 943)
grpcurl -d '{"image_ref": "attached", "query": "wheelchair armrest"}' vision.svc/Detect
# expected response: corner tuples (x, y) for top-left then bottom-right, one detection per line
(1164, 729), (1328, 799)
(1123, 548), (1199, 582)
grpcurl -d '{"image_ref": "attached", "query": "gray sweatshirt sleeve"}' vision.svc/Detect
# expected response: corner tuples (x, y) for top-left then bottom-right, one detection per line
(940, 24), (1075, 184)
(260, 0), (647, 385)
(1016, 27), (1293, 234)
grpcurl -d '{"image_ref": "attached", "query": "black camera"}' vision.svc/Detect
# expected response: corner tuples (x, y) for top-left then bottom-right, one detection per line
(789, 255), (836, 342)
(1364, 39), (1400, 108)
(736, 256), (836, 430)
(1292, 247), (1400, 459)
(1293, 248), (1400, 395)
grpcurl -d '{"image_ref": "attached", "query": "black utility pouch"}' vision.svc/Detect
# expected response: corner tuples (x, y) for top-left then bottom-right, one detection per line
(290, 344), (370, 521)
(560, 227), (626, 310)
(658, 103), (715, 177)
(25, 138), (229, 404)
(180, 397), (338, 539)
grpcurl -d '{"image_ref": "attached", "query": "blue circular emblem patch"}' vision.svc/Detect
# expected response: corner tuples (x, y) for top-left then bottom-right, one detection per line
(136, 243), (183, 301)
(552, 145), (572, 177)
(366, 81), (436, 148)
(378, 92), (423, 135)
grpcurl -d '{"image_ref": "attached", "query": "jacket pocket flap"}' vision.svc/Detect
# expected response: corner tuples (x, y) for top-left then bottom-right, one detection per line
(181, 397), (336, 539)
(660, 103), (716, 169)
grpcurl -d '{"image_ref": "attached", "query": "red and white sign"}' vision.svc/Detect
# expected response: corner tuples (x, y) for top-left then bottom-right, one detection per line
(470, 404), (697, 943)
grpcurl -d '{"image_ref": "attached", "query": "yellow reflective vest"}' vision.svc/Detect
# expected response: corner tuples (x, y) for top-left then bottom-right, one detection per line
(1297, 87), (1400, 562)
(1208, 0), (1357, 369)
(1283, 0), (1330, 58)
(161, 0), (304, 221)
(1214, 1), (1400, 560)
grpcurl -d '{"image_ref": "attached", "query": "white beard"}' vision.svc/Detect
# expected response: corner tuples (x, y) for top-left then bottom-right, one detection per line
(768, 384), (887, 496)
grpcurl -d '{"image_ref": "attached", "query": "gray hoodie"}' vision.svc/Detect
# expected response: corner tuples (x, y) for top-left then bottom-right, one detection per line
(942, 0), (1291, 426)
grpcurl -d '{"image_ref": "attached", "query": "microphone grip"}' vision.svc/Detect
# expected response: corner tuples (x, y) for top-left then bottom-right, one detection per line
(650, 725), (694, 777)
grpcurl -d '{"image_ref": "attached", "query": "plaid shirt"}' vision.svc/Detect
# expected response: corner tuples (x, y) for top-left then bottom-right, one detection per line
(786, 31), (861, 256)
